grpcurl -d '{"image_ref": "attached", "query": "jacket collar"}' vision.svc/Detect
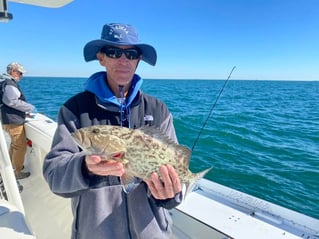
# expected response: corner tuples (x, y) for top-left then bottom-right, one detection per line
(84, 71), (143, 108)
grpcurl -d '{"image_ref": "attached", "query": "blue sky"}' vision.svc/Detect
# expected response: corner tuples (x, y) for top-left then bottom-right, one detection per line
(1, 0), (319, 80)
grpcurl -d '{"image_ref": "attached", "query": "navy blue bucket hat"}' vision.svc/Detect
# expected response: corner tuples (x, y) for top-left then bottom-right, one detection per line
(84, 23), (157, 66)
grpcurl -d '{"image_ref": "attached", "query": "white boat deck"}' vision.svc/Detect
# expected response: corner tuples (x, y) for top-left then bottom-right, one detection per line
(172, 186), (313, 239)
(19, 162), (72, 238)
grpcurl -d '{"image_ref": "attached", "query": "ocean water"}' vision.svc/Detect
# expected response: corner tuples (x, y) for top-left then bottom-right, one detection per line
(21, 77), (319, 219)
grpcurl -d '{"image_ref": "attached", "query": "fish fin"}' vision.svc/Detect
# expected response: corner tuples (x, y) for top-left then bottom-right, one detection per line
(138, 126), (176, 145)
(139, 126), (192, 167)
(138, 125), (163, 137)
(121, 173), (135, 186)
(184, 167), (212, 199)
(121, 173), (139, 193)
(122, 181), (139, 194)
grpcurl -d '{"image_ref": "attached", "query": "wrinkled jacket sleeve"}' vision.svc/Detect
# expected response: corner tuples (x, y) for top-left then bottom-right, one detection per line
(42, 105), (90, 197)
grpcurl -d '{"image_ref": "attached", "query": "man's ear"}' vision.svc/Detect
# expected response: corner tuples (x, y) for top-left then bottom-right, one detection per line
(96, 52), (105, 66)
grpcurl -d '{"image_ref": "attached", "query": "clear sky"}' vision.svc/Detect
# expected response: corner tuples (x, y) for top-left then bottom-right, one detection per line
(1, 0), (319, 80)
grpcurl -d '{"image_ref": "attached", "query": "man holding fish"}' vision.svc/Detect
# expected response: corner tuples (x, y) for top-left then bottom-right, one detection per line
(43, 23), (191, 239)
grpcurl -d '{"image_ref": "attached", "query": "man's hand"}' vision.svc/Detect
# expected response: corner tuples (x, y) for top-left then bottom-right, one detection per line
(144, 164), (181, 200)
(85, 155), (125, 176)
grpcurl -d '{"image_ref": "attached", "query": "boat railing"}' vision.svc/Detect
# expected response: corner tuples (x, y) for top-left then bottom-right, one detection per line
(0, 119), (25, 214)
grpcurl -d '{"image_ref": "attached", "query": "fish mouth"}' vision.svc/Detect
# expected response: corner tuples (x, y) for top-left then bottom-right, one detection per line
(82, 147), (125, 162)
(102, 151), (125, 161)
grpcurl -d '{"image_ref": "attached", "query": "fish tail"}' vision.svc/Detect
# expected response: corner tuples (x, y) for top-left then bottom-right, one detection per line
(184, 167), (212, 198)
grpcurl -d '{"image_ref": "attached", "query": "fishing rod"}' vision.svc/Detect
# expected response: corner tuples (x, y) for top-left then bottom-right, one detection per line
(191, 66), (236, 152)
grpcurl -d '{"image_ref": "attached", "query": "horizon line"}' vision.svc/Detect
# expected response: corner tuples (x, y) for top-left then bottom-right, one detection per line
(23, 76), (319, 82)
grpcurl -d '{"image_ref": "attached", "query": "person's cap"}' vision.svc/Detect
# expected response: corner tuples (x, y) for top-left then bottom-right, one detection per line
(83, 23), (157, 66)
(7, 62), (26, 74)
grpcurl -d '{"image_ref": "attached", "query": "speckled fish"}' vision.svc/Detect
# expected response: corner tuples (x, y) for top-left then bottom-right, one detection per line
(71, 125), (211, 195)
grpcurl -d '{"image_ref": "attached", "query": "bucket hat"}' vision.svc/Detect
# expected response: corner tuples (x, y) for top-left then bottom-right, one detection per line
(83, 23), (157, 66)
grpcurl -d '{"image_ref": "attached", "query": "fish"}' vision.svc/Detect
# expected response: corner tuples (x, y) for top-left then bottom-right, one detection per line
(71, 125), (211, 196)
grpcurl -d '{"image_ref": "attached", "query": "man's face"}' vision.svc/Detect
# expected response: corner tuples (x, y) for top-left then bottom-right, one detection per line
(97, 45), (141, 92)
(10, 69), (24, 81)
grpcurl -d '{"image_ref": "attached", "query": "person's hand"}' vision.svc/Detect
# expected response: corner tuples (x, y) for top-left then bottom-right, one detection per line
(85, 155), (125, 176)
(26, 107), (38, 118)
(32, 107), (38, 114)
(144, 164), (182, 200)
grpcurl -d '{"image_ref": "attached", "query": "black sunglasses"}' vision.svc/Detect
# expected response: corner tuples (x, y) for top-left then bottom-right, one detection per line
(14, 70), (23, 75)
(101, 47), (141, 60)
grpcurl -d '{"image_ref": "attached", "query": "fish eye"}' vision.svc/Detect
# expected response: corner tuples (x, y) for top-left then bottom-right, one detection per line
(92, 128), (100, 134)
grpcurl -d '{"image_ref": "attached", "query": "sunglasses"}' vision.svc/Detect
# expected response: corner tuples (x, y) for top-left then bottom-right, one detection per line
(101, 47), (141, 60)
(14, 70), (23, 75)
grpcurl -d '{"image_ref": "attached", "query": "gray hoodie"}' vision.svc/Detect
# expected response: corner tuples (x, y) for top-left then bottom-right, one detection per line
(43, 72), (182, 239)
